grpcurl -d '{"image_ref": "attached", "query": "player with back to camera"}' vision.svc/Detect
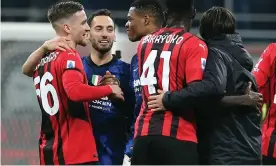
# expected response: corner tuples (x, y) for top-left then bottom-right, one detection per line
(22, 1), (124, 165)
(123, 0), (164, 164)
(148, 6), (263, 165)
(130, 0), (263, 165)
(131, 0), (206, 164)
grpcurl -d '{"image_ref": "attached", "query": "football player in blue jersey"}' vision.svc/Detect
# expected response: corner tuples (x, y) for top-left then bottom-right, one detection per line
(123, 0), (164, 164)
(83, 9), (134, 165)
(22, 9), (134, 166)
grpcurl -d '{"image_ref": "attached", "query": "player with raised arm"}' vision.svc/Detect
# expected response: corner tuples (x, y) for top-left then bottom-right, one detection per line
(132, 0), (205, 164)
(253, 43), (276, 165)
(22, 1), (123, 165)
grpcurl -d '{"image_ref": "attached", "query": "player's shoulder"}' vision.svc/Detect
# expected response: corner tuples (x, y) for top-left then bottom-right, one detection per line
(56, 49), (76, 55)
(182, 33), (207, 50)
(81, 55), (89, 63)
(260, 43), (276, 62)
(267, 43), (276, 49)
(110, 59), (130, 77)
(183, 33), (206, 45)
(113, 58), (130, 70)
(265, 43), (276, 55)
(56, 49), (81, 63)
(131, 54), (138, 64)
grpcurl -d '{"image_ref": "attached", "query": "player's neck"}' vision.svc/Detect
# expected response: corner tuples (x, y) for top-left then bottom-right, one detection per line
(90, 48), (113, 66)
(165, 16), (191, 31)
(149, 26), (160, 34)
(56, 34), (77, 50)
(67, 40), (77, 50)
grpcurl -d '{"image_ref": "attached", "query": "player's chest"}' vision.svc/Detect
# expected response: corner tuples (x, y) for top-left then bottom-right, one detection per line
(83, 65), (122, 86)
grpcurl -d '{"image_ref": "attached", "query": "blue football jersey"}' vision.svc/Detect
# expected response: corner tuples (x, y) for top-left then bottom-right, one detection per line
(125, 55), (142, 157)
(82, 55), (134, 165)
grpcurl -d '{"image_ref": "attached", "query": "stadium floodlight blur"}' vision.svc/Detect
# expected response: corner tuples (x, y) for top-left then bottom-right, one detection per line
(1, 1), (276, 165)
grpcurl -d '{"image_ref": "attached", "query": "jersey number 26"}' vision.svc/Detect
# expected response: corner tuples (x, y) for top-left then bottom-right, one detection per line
(34, 72), (59, 116)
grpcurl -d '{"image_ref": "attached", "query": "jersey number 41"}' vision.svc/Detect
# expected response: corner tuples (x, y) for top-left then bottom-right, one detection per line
(140, 50), (171, 94)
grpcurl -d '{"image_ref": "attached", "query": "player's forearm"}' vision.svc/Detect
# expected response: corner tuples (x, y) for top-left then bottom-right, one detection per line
(63, 70), (113, 102)
(67, 84), (113, 102)
(220, 95), (250, 106)
(22, 46), (47, 77)
(162, 80), (224, 111)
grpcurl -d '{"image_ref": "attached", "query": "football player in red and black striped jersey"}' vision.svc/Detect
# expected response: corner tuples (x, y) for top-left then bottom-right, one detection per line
(131, 0), (205, 164)
(22, 1), (124, 165)
(254, 43), (276, 165)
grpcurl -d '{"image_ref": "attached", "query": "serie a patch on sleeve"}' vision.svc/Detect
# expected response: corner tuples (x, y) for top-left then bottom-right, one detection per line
(67, 60), (75, 69)
(201, 58), (206, 70)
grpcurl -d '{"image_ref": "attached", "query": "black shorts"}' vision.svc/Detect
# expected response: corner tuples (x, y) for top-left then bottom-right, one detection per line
(131, 135), (198, 165)
(263, 156), (276, 165)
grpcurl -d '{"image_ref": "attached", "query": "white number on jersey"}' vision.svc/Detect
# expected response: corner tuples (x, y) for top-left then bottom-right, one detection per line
(34, 72), (59, 116)
(140, 50), (172, 94)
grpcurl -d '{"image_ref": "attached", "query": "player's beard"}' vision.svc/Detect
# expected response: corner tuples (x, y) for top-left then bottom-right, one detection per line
(92, 40), (113, 54)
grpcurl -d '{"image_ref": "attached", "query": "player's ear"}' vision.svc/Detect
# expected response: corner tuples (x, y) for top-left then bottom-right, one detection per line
(63, 24), (71, 34)
(112, 25), (116, 42)
(113, 33), (117, 42)
(144, 15), (150, 26)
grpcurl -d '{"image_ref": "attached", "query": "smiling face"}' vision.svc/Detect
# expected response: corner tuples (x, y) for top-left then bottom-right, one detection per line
(66, 10), (90, 46)
(89, 15), (115, 54)
(125, 7), (149, 42)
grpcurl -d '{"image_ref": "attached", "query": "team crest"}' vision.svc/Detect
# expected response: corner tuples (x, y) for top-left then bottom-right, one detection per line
(91, 75), (103, 86)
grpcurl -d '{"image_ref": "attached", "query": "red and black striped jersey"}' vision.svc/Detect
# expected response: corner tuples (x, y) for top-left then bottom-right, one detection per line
(253, 43), (276, 158)
(134, 28), (208, 142)
(33, 50), (98, 165)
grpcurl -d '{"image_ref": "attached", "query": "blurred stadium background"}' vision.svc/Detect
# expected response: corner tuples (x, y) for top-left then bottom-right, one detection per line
(1, 0), (276, 164)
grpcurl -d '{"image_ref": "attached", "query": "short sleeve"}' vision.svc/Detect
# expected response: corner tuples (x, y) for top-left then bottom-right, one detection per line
(184, 38), (208, 84)
(58, 50), (84, 73)
(253, 43), (275, 87)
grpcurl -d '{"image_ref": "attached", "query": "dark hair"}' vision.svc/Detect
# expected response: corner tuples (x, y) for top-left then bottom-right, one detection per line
(130, 0), (164, 26)
(47, 1), (84, 23)
(200, 6), (236, 40)
(87, 9), (113, 27)
(166, 0), (194, 17)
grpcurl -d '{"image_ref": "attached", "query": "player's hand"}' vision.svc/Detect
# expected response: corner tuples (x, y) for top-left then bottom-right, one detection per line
(42, 37), (71, 52)
(147, 89), (166, 111)
(99, 71), (120, 86)
(243, 81), (263, 107)
(109, 85), (124, 101)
